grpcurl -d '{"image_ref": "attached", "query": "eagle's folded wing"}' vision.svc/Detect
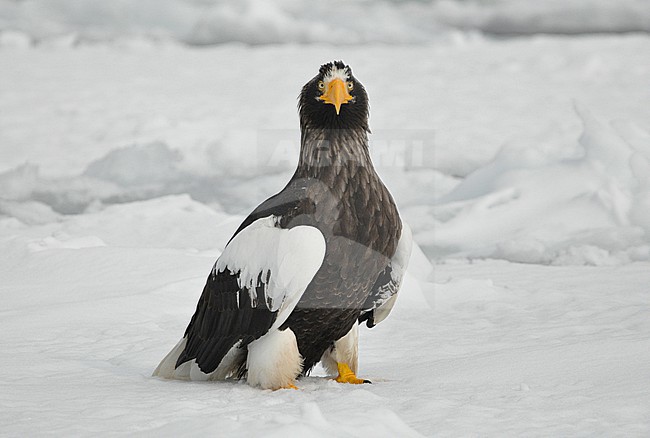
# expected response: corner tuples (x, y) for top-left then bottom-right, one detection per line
(153, 215), (325, 380)
(359, 222), (412, 328)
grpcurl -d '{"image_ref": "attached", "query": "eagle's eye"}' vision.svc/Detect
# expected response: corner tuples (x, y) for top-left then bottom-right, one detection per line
(318, 81), (325, 90)
(347, 81), (354, 91)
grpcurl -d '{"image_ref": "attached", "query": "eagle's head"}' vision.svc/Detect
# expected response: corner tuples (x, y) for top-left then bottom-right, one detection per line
(299, 61), (369, 132)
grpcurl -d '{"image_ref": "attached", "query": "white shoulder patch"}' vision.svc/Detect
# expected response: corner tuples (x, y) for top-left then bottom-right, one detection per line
(214, 215), (326, 328)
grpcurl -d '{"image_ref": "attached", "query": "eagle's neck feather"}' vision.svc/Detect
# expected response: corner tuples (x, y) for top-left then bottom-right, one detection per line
(296, 127), (372, 180)
(288, 125), (401, 259)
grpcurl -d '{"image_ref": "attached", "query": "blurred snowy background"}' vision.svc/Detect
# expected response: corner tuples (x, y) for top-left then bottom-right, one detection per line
(2, 1), (650, 436)
(2, 0), (650, 45)
(2, 0), (650, 264)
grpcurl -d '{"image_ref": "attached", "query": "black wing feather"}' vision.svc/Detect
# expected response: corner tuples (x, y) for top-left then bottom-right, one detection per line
(175, 179), (313, 374)
(176, 269), (278, 374)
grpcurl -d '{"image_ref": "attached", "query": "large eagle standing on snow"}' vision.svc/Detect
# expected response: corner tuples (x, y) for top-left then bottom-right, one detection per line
(154, 61), (412, 389)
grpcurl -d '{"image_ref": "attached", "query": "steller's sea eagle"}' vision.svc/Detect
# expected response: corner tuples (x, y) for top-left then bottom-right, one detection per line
(153, 61), (412, 390)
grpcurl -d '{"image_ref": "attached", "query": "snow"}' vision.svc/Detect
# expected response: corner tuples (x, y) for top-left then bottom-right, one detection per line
(2, 219), (649, 434)
(426, 104), (650, 264)
(3, 35), (649, 263)
(2, 0), (650, 46)
(2, 4), (650, 434)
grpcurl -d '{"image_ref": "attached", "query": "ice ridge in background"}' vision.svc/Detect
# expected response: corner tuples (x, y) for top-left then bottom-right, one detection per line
(1, 0), (650, 47)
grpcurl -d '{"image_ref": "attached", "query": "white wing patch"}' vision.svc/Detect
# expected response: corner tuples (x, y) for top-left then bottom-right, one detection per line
(214, 215), (326, 327)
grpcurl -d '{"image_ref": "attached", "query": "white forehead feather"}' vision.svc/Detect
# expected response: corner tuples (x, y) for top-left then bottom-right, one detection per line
(323, 66), (350, 83)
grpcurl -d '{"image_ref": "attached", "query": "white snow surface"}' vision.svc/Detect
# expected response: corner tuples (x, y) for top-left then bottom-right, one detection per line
(1, 29), (650, 436)
(2, 211), (649, 434)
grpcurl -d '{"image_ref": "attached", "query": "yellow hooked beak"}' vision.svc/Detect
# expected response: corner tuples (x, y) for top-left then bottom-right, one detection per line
(319, 78), (353, 115)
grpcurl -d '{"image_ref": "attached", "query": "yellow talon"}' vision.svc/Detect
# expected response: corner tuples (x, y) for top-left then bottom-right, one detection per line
(334, 363), (371, 385)
(278, 383), (298, 390)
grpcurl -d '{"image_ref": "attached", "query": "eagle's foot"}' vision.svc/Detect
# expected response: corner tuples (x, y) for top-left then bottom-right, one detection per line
(334, 362), (372, 385)
(276, 383), (298, 390)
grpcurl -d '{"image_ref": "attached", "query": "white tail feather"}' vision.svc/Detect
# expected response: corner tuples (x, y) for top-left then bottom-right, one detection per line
(153, 337), (246, 381)
(152, 337), (188, 379)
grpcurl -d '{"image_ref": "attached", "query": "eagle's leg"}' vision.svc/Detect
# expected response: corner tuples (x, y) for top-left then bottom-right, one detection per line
(335, 362), (371, 384)
(321, 324), (371, 384)
(247, 328), (303, 390)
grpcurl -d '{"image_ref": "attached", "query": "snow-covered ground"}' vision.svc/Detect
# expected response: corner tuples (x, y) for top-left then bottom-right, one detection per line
(2, 196), (649, 436)
(1, 14), (650, 437)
